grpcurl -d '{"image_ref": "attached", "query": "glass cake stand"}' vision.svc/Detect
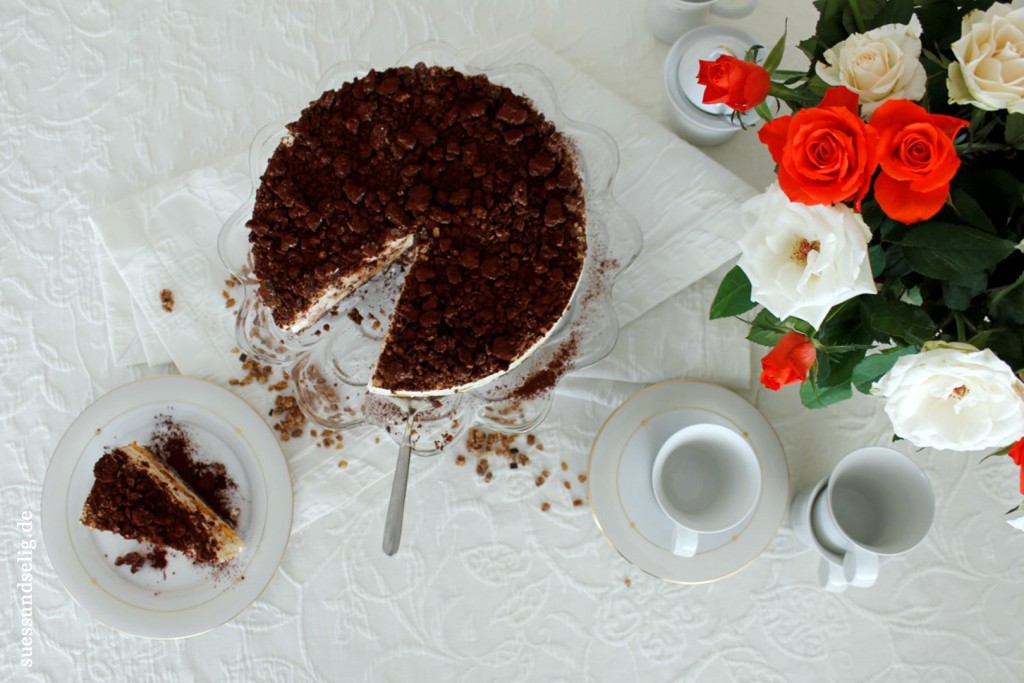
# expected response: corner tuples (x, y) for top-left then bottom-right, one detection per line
(218, 42), (642, 455)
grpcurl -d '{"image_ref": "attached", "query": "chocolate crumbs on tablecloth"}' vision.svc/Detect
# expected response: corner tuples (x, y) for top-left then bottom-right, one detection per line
(160, 289), (175, 313)
(149, 417), (239, 527)
(454, 425), (591, 510)
(247, 64), (586, 394)
(270, 394), (307, 441)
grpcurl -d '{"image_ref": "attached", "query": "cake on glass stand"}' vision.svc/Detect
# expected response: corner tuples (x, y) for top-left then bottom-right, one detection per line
(218, 42), (642, 458)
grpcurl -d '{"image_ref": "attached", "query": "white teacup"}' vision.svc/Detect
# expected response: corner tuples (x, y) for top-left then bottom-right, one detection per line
(808, 447), (934, 590)
(652, 424), (761, 557)
(646, 0), (759, 44)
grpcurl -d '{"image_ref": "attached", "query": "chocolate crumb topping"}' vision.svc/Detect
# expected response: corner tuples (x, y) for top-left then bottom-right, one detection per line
(248, 64), (586, 394)
(149, 418), (239, 527)
(81, 449), (224, 564)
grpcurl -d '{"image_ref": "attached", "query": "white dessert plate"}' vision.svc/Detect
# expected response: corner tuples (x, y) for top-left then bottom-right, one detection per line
(42, 375), (293, 638)
(587, 380), (788, 583)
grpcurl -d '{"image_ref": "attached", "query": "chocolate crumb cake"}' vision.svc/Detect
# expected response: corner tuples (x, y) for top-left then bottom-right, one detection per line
(247, 63), (586, 395)
(80, 443), (243, 565)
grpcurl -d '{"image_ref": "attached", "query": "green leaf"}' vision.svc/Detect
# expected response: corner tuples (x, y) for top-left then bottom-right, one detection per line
(948, 188), (996, 234)
(989, 273), (1024, 324)
(800, 375), (853, 409)
(954, 169), (1024, 229)
(868, 244), (885, 278)
(874, 0), (914, 26)
(762, 25), (788, 75)
(806, 73), (831, 97)
(1006, 113), (1024, 149)
(899, 223), (1016, 279)
(746, 308), (786, 347)
(814, 0), (854, 61)
(881, 244), (912, 280)
(797, 36), (820, 63)
(867, 298), (936, 346)
(754, 101), (773, 123)
(845, 0), (868, 32)
(850, 346), (917, 394)
(917, 1), (961, 51)
(710, 266), (756, 319)
(942, 271), (987, 311)
(821, 348), (867, 387)
(983, 328), (1024, 372)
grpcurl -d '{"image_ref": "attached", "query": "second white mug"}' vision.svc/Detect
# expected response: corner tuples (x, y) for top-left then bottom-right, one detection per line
(811, 446), (935, 588)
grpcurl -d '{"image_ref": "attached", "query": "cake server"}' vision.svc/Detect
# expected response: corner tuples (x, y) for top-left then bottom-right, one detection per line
(383, 398), (430, 556)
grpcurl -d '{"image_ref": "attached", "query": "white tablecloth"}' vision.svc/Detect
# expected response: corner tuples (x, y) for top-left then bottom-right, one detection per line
(3, 2), (1023, 682)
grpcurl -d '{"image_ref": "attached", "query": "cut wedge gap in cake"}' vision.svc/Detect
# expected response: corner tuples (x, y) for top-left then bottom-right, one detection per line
(283, 233), (416, 335)
(80, 443), (244, 565)
(248, 64), (587, 397)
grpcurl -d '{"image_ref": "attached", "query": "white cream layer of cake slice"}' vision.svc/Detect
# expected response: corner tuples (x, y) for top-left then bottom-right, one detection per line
(284, 233), (415, 334)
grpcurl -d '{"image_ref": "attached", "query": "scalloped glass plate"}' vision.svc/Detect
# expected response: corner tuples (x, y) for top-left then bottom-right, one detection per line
(218, 42), (642, 454)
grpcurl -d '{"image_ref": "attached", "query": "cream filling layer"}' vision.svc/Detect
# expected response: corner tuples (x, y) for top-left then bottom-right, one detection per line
(284, 234), (415, 334)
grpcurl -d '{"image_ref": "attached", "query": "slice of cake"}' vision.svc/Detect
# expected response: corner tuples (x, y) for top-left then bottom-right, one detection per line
(247, 64), (586, 396)
(80, 443), (243, 565)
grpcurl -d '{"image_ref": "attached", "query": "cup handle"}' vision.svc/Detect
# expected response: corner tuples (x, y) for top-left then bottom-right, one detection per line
(818, 557), (847, 593)
(711, 0), (758, 19)
(843, 550), (879, 588)
(671, 526), (699, 558)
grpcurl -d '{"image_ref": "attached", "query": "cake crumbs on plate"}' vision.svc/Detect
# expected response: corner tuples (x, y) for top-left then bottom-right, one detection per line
(541, 502), (551, 512)
(337, 460), (348, 469)
(114, 547), (168, 574)
(624, 578), (632, 588)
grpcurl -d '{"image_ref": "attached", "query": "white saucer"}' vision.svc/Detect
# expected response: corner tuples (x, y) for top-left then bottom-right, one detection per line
(41, 376), (293, 638)
(587, 380), (788, 583)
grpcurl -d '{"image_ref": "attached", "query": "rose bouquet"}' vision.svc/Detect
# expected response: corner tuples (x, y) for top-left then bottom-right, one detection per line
(705, 0), (1024, 513)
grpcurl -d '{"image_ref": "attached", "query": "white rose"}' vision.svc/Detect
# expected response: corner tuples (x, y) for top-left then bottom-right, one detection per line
(816, 17), (927, 114)
(872, 342), (1024, 451)
(948, 1), (1024, 113)
(737, 184), (876, 329)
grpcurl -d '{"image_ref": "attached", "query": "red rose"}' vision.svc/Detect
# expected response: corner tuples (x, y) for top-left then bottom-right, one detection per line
(697, 55), (770, 113)
(868, 100), (969, 224)
(1010, 437), (1024, 495)
(758, 87), (879, 210)
(760, 331), (817, 391)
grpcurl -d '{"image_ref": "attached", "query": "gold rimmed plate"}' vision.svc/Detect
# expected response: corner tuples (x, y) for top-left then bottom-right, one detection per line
(41, 376), (293, 638)
(587, 380), (788, 583)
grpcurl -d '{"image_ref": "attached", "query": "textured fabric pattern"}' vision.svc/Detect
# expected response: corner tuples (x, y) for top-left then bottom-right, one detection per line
(2, 2), (1023, 681)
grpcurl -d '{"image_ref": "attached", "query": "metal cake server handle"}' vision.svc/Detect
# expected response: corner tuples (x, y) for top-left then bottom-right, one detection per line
(382, 399), (427, 556)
